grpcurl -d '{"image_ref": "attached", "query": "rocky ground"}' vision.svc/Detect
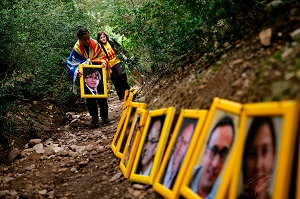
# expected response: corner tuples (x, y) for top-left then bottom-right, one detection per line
(1, 7), (300, 199)
(0, 92), (163, 199)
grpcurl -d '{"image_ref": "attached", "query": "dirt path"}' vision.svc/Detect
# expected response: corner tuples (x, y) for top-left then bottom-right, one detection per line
(0, 93), (162, 199)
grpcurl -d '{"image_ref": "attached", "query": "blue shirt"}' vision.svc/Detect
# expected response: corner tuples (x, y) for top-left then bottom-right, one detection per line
(189, 166), (220, 199)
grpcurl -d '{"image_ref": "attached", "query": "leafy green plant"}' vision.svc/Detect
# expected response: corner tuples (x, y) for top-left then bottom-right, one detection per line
(0, 0), (93, 142)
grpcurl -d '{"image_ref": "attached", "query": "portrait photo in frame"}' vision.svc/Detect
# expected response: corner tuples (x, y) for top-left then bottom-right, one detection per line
(115, 101), (147, 159)
(180, 97), (242, 199)
(110, 91), (135, 154)
(153, 109), (208, 199)
(120, 108), (149, 178)
(229, 100), (299, 199)
(79, 64), (108, 98)
(129, 107), (176, 185)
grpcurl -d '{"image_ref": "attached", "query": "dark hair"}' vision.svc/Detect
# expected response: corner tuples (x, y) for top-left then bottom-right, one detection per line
(206, 115), (235, 146)
(244, 117), (276, 157)
(241, 116), (276, 194)
(77, 27), (90, 39)
(96, 31), (109, 44)
(177, 118), (196, 138)
(146, 115), (165, 139)
(83, 68), (100, 79)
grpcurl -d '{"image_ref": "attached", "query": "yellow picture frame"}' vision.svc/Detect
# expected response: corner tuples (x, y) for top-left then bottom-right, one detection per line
(229, 100), (299, 199)
(120, 108), (149, 178)
(79, 64), (108, 98)
(110, 92), (135, 154)
(180, 97), (242, 199)
(115, 101), (147, 159)
(153, 109), (208, 199)
(122, 88), (138, 107)
(129, 107), (176, 185)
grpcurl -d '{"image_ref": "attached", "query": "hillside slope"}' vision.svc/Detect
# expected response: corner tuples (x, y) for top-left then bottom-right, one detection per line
(0, 6), (300, 199)
(139, 19), (300, 113)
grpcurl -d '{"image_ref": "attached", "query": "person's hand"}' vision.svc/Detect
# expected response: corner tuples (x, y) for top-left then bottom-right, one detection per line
(85, 58), (90, 64)
(77, 70), (83, 77)
(102, 62), (107, 69)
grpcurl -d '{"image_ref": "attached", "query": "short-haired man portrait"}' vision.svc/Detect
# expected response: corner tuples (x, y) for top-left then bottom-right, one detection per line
(138, 117), (164, 176)
(189, 115), (235, 199)
(161, 119), (196, 189)
(84, 68), (101, 95)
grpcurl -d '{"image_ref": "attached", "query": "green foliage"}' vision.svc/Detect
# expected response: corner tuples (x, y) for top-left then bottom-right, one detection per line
(1, 0), (295, 142)
(0, 0), (92, 139)
(90, 0), (273, 71)
(272, 49), (283, 62)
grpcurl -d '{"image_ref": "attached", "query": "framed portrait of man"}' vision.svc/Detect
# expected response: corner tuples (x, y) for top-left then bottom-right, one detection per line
(179, 97), (242, 199)
(120, 108), (149, 178)
(229, 100), (299, 199)
(79, 64), (108, 98)
(129, 107), (176, 185)
(115, 102), (147, 159)
(153, 109), (208, 199)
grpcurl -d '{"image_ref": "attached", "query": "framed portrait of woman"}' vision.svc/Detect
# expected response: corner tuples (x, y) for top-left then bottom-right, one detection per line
(229, 100), (299, 199)
(110, 91), (135, 154)
(179, 97), (242, 199)
(79, 64), (108, 98)
(120, 108), (149, 178)
(115, 101), (147, 159)
(129, 107), (176, 185)
(153, 109), (208, 199)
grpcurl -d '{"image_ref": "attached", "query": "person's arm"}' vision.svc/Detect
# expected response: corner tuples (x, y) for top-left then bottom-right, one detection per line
(66, 47), (91, 94)
(111, 38), (130, 57)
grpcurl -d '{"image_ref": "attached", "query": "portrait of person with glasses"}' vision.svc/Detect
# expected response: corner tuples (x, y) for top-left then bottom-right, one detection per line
(161, 119), (196, 189)
(138, 117), (164, 176)
(189, 115), (235, 199)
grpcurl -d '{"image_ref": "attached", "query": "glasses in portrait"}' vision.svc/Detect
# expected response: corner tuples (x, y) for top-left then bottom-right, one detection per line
(188, 114), (237, 198)
(137, 116), (165, 176)
(130, 107), (176, 185)
(179, 98), (242, 199)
